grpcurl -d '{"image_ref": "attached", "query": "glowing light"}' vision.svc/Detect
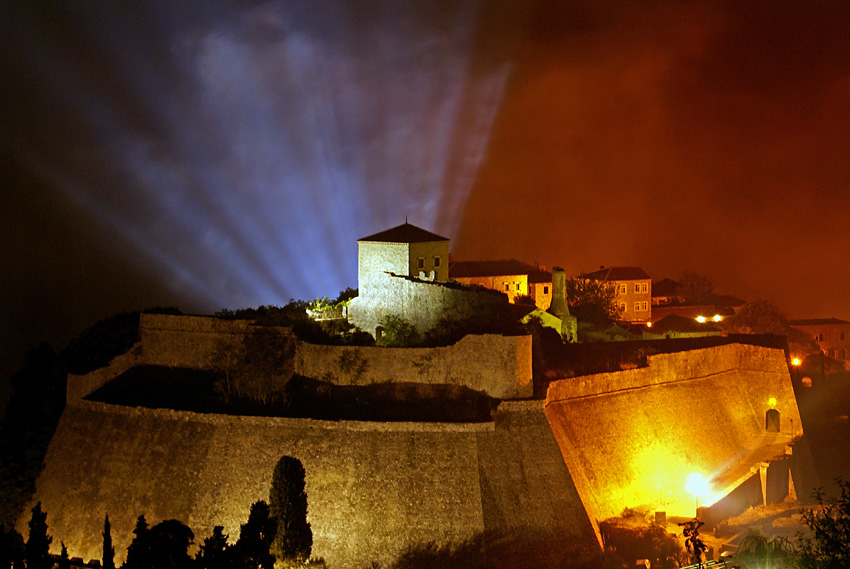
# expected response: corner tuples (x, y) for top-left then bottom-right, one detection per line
(713, 314), (723, 322)
(9, 3), (511, 312)
(646, 322), (652, 328)
(768, 397), (777, 408)
(686, 473), (710, 498)
(696, 316), (706, 323)
(791, 357), (801, 366)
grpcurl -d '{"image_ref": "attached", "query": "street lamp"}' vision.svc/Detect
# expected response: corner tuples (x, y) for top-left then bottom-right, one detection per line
(686, 473), (709, 518)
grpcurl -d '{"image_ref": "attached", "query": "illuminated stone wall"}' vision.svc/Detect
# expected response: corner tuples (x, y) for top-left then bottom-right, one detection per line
(23, 400), (595, 569)
(139, 314), (274, 370)
(348, 274), (508, 339)
(544, 343), (802, 532)
(295, 333), (533, 399)
(133, 314), (530, 400)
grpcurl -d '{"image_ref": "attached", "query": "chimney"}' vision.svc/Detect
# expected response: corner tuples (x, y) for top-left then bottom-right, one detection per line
(548, 266), (570, 319)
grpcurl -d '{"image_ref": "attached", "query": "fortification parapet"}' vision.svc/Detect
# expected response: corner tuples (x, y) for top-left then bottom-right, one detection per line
(545, 343), (802, 535)
(295, 333), (533, 399)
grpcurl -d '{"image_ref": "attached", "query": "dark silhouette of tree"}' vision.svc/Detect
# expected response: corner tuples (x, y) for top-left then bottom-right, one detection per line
(270, 456), (312, 565)
(141, 519), (195, 569)
(102, 514), (115, 569)
(796, 479), (850, 569)
(678, 272), (717, 305)
(24, 501), (52, 569)
(195, 526), (231, 569)
(233, 501), (276, 569)
(210, 328), (294, 405)
(58, 542), (70, 569)
(566, 277), (622, 322)
(722, 300), (790, 336)
(0, 524), (25, 568)
(124, 515), (152, 569)
(377, 315), (420, 347)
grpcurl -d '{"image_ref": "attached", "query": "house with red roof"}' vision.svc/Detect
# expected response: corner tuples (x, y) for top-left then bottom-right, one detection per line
(449, 259), (553, 309)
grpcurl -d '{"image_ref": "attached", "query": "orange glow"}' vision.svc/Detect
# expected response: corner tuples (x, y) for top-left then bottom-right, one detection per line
(791, 357), (801, 366)
(696, 316), (706, 323)
(713, 314), (723, 322)
(769, 397), (777, 408)
(646, 321), (652, 328)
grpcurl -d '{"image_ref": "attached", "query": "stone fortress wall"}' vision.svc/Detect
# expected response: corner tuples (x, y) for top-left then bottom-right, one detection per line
(26, 399), (595, 569)
(40, 313), (804, 568)
(125, 314), (531, 399)
(545, 343), (803, 531)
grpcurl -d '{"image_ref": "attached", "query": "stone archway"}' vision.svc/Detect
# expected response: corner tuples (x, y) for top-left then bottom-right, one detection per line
(765, 408), (780, 433)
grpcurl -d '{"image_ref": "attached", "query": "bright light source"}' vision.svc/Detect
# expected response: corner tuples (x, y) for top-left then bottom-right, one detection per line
(686, 472), (709, 497)
(791, 358), (801, 366)
(696, 316), (706, 323)
(646, 322), (652, 328)
(769, 397), (777, 408)
(713, 314), (723, 322)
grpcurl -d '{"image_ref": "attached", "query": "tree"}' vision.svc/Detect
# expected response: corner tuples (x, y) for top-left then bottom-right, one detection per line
(102, 514), (115, 569)
(196, 526), (231, 569)
(59, 542), (71, 569)
(796, 479), (850, 569)
(211, 328), (294, 405)
(377, 315), (420, 347)
(233, 501), (276, 569)
(124, 515), (152, 569)
(678, 271), (717, 305)
(0, 524), (25, 569)
(566, 277), (622, 322)
(24, 501), (52, 569)
(270, 456), (312, 566)
(145, 519), (195, 569)
(722, 300), (791, 336)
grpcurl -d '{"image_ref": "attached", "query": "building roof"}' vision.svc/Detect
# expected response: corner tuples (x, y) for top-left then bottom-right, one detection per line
(358, 222), (449, 243)
(789, 317), (850, 327)
(450, 259), (540, 279)
(583, 266), (651, 282)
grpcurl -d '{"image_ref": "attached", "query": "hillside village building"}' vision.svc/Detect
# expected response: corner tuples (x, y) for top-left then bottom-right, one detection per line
(583, 266), (652, 322)
(790, 317), (850, 360)
(450, 259), (553, 309)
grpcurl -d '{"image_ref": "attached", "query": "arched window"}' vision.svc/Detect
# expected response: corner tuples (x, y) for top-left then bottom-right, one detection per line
(840, 348), (846, 360)
(765, 409), (780, 433)
(828, 348), (836, 358)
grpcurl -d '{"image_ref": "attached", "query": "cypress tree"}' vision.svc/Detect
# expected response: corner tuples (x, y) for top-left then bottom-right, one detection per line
(59, 542), (70, 569)
(124, 514), (151, 569)
(102, 514), (115, 569)
(24, 501), (52, 569)
(269, 456), (312, 566)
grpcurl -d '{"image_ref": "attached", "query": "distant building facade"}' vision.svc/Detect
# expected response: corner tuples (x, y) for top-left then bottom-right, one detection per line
(583, 266), (652, 322)
(450, 259), (553, 309)
(790, 318), (850, 360)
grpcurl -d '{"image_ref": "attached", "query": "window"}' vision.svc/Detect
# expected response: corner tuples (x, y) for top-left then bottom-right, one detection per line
(417, 257), (425, 270)
(634, 302), (641, 311)
(841, 332), (846, 341)
(641, 283), (648, 293)
(505, 283), (510, 291)
(619, 302), (626, 312)
(634, 283), (641, 293)
(818, 333), (824, 342)
(641, 302), (648, 311)
(543, 286), (549, 294)
(620, 284), (627, 294)
(433, 256), (441, 268)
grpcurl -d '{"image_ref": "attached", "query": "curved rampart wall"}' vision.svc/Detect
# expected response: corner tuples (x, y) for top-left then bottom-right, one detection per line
(135, 314), (531, 399)
(295, 334), (532, 399)
(23, 400), (595, 569)
(544, 343), (802, 526)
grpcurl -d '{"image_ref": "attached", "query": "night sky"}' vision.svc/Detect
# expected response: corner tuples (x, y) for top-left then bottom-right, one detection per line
(3, 0), (850, 403)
